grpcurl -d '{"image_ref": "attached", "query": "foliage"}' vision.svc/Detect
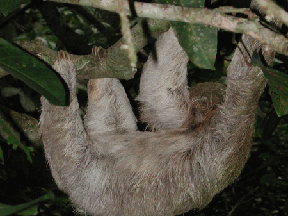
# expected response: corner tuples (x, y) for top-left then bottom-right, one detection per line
(0, 111), (33, 163)
(0, 191), (54, 216)
(0, 0), (287, 215)
(156, 0), (217, 69)
(0, 0), (30, 17)
(251, 51), (288, 116)
(0, 39), (67, 106)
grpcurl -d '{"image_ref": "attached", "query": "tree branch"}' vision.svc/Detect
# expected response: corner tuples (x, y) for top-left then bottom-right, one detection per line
(48, 0), (288, 56)
(4, 1), (288, 79)
(14, 19), (169, 79)
(117, 0), (137, 68)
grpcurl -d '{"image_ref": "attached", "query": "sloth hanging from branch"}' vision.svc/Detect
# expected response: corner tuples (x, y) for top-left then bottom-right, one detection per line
(39, 20), (273, 216)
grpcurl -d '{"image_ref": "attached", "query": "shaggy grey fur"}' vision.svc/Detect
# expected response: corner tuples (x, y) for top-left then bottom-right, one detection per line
(40, 28), (268, 215)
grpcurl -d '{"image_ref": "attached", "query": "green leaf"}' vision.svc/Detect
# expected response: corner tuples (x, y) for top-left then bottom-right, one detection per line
(0, 191), (55, 216)
(17, 205), (39, 216)
(0, 112), (33, 163)
(156, 0), (217, 69)
(172, 22), (217, 69)
(0, 0), (31, 16)
(0, 39), (67, 106)
(251, 51), (288, 117)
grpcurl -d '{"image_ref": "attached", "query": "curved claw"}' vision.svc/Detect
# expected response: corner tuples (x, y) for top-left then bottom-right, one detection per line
(57, 50), (70, 62)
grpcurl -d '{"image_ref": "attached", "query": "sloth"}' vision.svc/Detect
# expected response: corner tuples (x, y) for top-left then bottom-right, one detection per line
(39, 28), (269, 215)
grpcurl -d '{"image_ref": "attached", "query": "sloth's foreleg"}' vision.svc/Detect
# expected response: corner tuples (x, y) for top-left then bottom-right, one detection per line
(84, 78), (137, 135)
(213, 35), (268, 186)
(39, 52), (90, 193)
(137, 28), (190, 131)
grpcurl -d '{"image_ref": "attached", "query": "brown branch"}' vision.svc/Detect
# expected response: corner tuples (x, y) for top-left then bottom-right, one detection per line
(48, 0), (288, 56)
(12, 19), (169, 80)
(4, 1), (287, 79)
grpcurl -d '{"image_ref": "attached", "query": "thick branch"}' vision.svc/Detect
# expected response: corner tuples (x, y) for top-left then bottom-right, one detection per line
(48, 0), (288, 56)
(13, 19), (169, 79)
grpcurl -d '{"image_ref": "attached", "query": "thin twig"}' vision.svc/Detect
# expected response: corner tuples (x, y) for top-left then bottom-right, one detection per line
(118, 0), (137, 69)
